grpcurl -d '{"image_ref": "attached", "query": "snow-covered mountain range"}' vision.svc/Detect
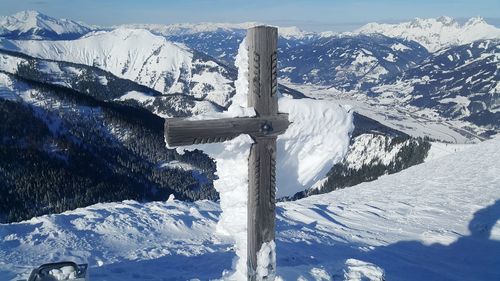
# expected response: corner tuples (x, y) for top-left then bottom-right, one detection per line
(278, 34), (428, 90)
(0, 28), (238, 107)
(372, 39), (500, 129)
(118, 22), (315, 40)
(137, 16), (498, 123)
(136, 24), (319, 66)
(0, 10), (92, 40)
(355, 16), (500, 52)
(0, 48), (221, 117)
(0, 11), (497, 218)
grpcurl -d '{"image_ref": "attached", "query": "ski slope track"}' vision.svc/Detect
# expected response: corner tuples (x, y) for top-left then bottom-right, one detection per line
(1, 137), (499, 280)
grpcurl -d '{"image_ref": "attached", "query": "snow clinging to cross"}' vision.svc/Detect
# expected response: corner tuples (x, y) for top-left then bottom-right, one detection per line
(164, 26), (353, 280)
(165, 26), (288, 280)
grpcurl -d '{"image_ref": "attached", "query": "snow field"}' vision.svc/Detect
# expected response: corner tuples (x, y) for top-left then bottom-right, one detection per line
(2, 137), (499, 280)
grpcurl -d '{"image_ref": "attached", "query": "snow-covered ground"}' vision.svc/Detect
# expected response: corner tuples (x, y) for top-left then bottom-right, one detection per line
(426, 142), (474, 162)
(1, 136), (499, 281)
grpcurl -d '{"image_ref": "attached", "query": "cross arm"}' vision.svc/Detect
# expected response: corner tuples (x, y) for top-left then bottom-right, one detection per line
(165, 114), (289, 147)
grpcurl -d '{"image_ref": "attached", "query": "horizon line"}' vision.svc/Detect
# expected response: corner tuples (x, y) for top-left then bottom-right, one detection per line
(1, 9), (500, 33)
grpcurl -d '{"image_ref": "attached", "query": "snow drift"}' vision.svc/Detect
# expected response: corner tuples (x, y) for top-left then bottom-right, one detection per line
(1, 134), (499, 281)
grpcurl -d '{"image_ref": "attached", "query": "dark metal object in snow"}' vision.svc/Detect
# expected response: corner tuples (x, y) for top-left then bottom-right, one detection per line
(165, 26), (288, 280)
(27, 261), (88, 281)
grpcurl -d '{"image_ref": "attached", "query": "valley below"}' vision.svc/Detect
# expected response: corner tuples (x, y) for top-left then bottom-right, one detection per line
(285, 82), (488, 144)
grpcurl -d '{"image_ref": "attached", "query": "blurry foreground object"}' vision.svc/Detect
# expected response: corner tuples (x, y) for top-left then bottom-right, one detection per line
(25, 262), (88, 281)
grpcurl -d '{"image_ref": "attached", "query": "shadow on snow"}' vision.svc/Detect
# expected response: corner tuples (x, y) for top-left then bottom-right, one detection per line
(276, 200), (500, 280)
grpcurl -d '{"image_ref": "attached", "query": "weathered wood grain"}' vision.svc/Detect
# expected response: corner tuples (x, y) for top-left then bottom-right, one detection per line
(247, 26), (279, 117)
(246, 26), (279, 281)
(247, 137), (277, 280)
(164, 114), (289, 147)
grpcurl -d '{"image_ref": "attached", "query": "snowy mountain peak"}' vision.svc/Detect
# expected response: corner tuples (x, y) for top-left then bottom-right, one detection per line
(131, 22), (261, 35)
(0, 27), (191, 90)
(0, 10), (92, 39)
(435, 16), (457, 26)
(464, 16), (487, 27)
(276, 25), (314, 39)
(406, 16), (458, 28)
(356, 16), (500, 52)
(86, 27), (174, 44)
(9, 10), (41, 23)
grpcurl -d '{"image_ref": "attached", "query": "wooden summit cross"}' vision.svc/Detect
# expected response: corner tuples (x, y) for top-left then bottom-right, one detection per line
(164, 26), (289, 280)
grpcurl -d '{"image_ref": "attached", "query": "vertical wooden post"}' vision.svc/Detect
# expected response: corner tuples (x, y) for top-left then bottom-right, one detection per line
(165, 25), (286, 281)
(247, 26), (278, 280)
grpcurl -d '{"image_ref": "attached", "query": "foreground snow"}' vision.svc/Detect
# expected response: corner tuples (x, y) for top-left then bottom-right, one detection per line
(1, 137), (499, 281)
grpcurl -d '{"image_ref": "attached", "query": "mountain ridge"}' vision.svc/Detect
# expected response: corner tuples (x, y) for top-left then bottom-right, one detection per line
(115, 22), (316, 39)
(2, 10), (499, 49)
(355, 16), (500, 52)
(0, 28), (238, 108)
(0, 10), (92, 40)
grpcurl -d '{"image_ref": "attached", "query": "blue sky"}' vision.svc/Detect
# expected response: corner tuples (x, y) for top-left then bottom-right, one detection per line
(1, 0), (499, 31)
